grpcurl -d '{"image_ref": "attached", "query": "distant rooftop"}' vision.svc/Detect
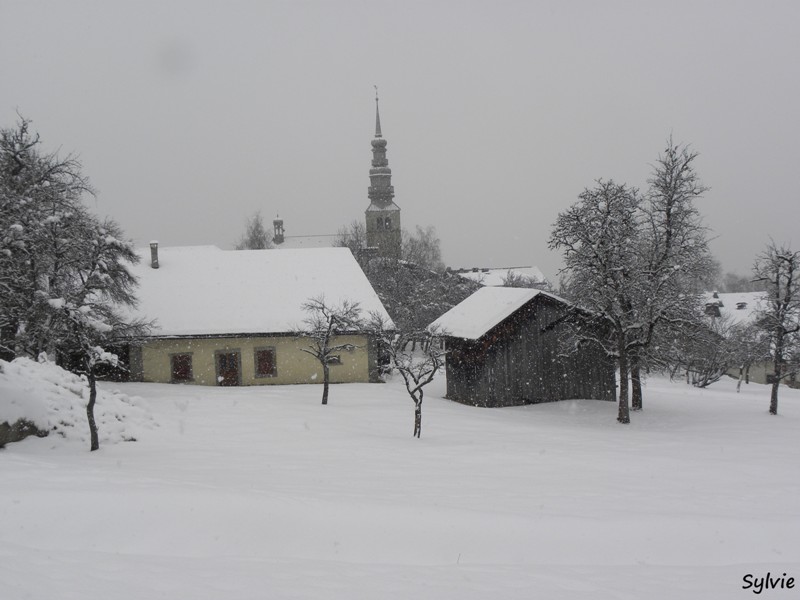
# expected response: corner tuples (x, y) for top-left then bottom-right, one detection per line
(702, 291), (767, 326)
(453, 266), (547, 287)
(273, 234), (338, 250)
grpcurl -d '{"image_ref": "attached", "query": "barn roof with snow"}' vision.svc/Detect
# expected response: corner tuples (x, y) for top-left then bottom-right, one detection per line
(429, 287), (568, 340)
(129, 245), (393, 337)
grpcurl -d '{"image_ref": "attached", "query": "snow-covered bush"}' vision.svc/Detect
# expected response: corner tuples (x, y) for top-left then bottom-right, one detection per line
(0, 356), (155, 448)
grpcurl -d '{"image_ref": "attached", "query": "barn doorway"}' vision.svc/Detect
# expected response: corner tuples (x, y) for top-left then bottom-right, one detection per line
(215, 350), (241, 386)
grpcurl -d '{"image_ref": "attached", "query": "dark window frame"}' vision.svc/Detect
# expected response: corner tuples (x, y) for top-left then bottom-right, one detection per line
(214, 349), (242, 386)
(170, 352), (194, 383)
(254, 346), (278, 378)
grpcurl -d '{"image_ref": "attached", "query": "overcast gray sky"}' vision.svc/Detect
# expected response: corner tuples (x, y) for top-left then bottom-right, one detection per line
(2, 0), (798, 282)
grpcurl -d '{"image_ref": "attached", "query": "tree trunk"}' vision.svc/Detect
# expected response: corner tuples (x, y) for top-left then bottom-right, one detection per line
(413, 396), (422, 438)
(630, 353), (643, 411)
(87, 368), (99, 451)
(321, 363), (330, 405)
(770, 331), (784, 415)
(617, 340), (630, 424)
(770, 377), (780, 415)
(737, 366), (744, 393)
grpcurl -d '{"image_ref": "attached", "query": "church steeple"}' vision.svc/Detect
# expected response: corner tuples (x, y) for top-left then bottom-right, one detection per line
(375, 92), (383, 138)
(367, 91), (395, 208)
(365, 89), (401, 260)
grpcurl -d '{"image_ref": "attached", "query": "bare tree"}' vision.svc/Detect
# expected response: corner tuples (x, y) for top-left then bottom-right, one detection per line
(682, 317), (736, 388)
(334, 220), (367, 258)
(370, 315), (445, 438)
(501, 270), (551, 290)
(402, 225), (445, 272)
(297, 296), (363, 405)
(752, 242), (800, 415)
(234, 211), (273, 250)
(728, 322), (771, 392)
(633, 138), (714, 408)
(718, 271), (766, 293)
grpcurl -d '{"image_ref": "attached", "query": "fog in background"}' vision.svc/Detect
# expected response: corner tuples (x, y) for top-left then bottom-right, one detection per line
(2, 0), (798, 282)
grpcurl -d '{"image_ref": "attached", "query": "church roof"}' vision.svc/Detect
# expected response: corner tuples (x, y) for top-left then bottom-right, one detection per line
(365, 202), (401, 212)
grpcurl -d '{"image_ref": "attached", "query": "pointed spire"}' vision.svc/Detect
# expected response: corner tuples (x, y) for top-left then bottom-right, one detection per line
(374, 85), (382, 138)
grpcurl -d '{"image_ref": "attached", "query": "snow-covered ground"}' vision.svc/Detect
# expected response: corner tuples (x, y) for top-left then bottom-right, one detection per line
(2, 368), (799, 599)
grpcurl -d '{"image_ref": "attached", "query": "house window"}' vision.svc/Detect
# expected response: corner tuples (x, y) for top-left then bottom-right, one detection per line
(254, 347), (277, 378)
(171, 353), (193, 382)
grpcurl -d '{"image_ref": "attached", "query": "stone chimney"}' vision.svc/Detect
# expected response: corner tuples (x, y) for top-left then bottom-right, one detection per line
(150, 241), (159, 269)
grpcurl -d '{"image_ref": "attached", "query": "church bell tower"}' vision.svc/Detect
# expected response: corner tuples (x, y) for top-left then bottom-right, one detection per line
(365, 91), (401, 260)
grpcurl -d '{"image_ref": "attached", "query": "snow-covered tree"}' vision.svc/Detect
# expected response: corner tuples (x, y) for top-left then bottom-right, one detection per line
(550, 139), (715, 422)
(0, 116), (93, 358)
(297, 296), (363, 405)
(550, 179), (643, 423)
(41, 218), (149, 451)
(752, 242), (800, 415)
(1, 117), (149, 450)
(234, 211), (273, 250)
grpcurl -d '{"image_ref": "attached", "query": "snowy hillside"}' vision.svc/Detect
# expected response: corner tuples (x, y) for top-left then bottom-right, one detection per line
(2, 374), (799, 599)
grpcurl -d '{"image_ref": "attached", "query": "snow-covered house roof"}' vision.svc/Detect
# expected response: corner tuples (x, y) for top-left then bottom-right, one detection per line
(429, 287), (566, 340)
(456, 266), (547, 287)
(129, 245), (393, 337)
(273, 235), (338, 250)
(702, 291), (767, 326)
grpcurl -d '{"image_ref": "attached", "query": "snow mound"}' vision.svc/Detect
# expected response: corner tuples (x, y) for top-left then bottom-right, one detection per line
(0, 356), (156, 447)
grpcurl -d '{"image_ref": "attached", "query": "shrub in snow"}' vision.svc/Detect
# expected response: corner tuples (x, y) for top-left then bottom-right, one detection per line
(0, 356), (155, 448)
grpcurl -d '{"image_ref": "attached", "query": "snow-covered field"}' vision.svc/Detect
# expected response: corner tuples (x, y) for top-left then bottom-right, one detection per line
(3, 367), (800, 599)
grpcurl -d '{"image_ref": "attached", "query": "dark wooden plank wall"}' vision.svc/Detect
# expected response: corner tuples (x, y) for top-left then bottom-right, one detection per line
(444, 296), (615, 407)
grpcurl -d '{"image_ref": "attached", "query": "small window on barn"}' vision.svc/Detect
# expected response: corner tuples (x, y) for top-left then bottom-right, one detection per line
(171, 353), (193, 383)
(254, 347), (277, 378)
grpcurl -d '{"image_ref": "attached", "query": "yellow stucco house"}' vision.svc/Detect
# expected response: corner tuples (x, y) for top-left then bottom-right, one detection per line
(127, 244), (393, 386)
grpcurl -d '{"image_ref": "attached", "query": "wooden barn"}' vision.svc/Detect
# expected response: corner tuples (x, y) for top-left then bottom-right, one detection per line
(430, 287), (615, 407)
